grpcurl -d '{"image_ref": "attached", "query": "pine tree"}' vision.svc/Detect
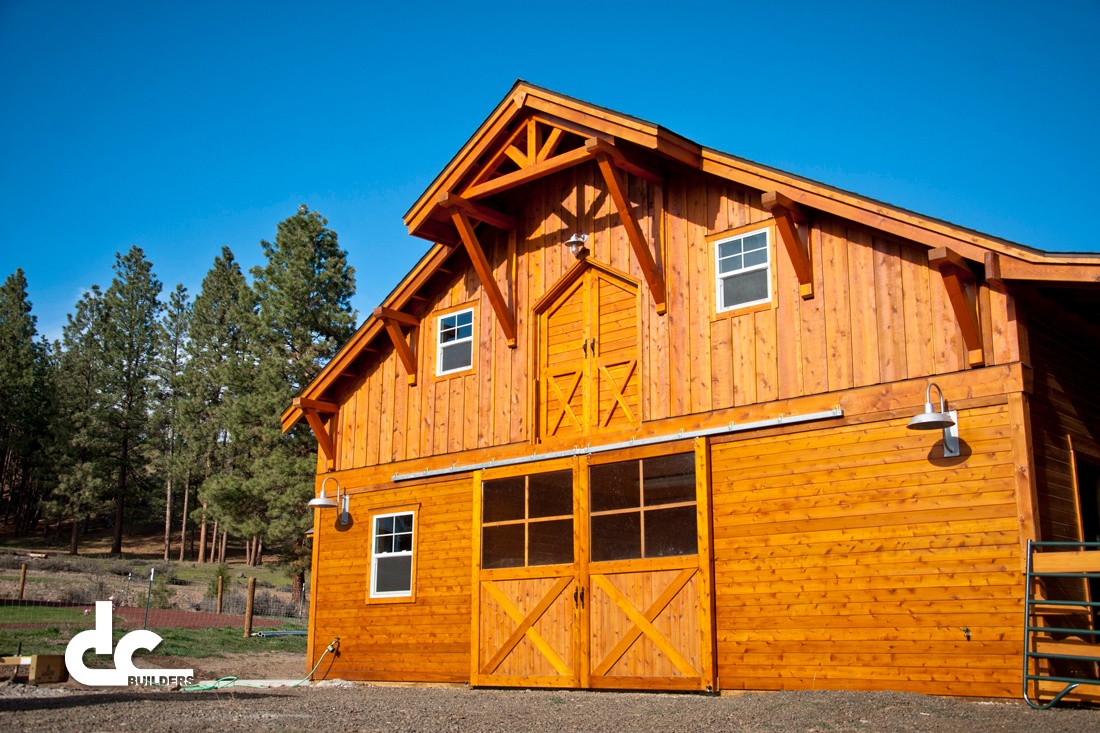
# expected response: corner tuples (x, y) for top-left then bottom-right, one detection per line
(241, 205), (355, 595)
(49, 287), (110, 553)
(180, 247), (254, 561)
(100, 247), (163, 554)
(153, 284), (191, 560)
(0, 269), (54, 531)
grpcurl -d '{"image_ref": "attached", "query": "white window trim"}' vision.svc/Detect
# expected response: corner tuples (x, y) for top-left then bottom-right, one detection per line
(436, 307), (475, 376)
(714, 227), (771, 313)
(369, 510), (415, 599)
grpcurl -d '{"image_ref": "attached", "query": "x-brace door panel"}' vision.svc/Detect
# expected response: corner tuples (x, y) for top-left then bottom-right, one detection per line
(587, 562), (706, 690)
(477, 574), (579, 687)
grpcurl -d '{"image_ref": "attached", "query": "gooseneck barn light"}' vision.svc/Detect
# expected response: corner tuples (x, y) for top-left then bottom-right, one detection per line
(907, 382), (960, 457)
(307, 476), (340, 509)
(308, 476), (351, 525)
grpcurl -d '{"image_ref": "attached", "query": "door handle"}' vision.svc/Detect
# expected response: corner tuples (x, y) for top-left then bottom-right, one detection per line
(590, 339), (596, 357)
(580, 586), (585, 609)
(574, 586), (579, 608)
(581, 339), (587, 356)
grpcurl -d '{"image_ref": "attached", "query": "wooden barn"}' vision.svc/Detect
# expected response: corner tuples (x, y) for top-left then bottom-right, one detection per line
(282, 82), (1100, 699)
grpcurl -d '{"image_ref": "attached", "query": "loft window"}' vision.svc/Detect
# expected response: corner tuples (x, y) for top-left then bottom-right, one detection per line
(715, 227), (771, 311)
(481, 470), (574, 569)
(370, 510), (415, 599)
(589, 453), (697, 562)
(437, 308), (474, 376)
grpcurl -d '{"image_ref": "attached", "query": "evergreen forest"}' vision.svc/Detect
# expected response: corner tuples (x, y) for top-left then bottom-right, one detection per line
(0, 205), (356, 602)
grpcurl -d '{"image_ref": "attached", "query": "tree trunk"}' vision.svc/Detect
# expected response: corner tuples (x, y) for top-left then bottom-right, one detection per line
(112, 442), (126, 555)
(255, 535), (263, 566)
(209, 519), (218, 564)
(219, 531), (227, 563)
(178, 474), (189, 562)
(69, 517), (79, 555)
(291, 570), (304, 605)
(197, 503), (207, 563)
(163, 473), (172, 562)
(245, 534), (252, 566)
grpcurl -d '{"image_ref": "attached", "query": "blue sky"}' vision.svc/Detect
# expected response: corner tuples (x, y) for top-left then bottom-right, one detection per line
(2, 1), (1098, 343)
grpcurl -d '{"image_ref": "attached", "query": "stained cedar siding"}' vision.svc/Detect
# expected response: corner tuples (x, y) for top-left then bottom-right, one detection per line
(711, 404), (1024, 697)
(329, 164), (1016, 472)
(310, 477), (472, 682)
(1027, 301), (1100, 545)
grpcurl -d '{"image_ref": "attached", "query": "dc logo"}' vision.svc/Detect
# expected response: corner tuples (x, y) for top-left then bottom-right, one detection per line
(65, 601), (195, 687)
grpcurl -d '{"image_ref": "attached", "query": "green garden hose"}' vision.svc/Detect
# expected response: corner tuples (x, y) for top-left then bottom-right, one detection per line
(180, 637), (339, 692)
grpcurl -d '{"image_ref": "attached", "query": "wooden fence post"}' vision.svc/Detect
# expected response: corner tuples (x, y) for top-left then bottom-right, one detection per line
(216, 575), (224, 614)
(18, 564), (27, 600)
(243, 577), (256, 638)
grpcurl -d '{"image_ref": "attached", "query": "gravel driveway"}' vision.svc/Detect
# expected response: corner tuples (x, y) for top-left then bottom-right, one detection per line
(1, 684), (1098, 733)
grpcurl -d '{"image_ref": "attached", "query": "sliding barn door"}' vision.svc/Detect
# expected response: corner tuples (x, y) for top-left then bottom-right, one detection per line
(472, 445), (715, 692)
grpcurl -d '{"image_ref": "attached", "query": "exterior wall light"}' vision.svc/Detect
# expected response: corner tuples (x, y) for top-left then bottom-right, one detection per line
(307, 476), (340, 509)
(565, 233), (589, 259)
(906, 382), (959, 457)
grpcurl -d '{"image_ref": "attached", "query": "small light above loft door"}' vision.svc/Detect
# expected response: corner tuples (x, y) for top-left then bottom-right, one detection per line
(907, 382), (960, 457)
(565, 233), (589, 259)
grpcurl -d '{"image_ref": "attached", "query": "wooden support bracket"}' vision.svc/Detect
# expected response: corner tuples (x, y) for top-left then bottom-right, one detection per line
(929, 247), (984, 367)
(373, 306), (420, 384)
(591, 140), (667, 315)
(298, 405), (336, 471)
(761, 191), (813, 299)
(445, 206), (518, 347)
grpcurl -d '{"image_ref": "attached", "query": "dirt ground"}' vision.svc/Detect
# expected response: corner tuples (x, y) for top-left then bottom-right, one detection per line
(0, 652), (1098, 733)
(1, 677), (1098, 733)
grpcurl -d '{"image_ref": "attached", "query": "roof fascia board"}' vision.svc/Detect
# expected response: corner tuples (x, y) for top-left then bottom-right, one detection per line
(700, 148), (1100, 267)
(281, 242), (452, 431)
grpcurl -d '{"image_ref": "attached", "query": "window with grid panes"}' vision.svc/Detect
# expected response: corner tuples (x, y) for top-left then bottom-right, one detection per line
(437, 308), (474, 375)
(370, 511), (414, 598)
(589, 453), (697, 562)
(715, 227), (770, 311)
(481, 470), (574, 569)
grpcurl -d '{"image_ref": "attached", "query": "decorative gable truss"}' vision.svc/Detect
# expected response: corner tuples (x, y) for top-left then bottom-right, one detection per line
(410, 112), (669, 320)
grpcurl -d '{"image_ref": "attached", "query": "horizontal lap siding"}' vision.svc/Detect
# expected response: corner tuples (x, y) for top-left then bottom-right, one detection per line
(310, 477), (472, 682)
(710, 404), (1024, 697)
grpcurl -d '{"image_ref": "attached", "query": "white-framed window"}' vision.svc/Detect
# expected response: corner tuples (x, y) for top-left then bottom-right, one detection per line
(714, 227), (771, 312)
(436, 307), (474, 376)
(369, 511), (415, 599)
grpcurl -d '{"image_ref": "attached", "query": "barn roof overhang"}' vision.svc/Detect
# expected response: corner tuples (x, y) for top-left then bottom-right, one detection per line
(282, 81), (1100, 433)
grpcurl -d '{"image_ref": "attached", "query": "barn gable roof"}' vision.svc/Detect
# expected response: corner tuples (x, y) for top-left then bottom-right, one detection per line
(282, 81), (1100, 432)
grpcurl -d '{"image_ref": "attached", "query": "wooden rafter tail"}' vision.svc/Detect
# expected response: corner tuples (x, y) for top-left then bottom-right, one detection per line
(301, 407), (336, 471)
(373, 306), (419, 385)
(762, 191), (814, 299)
(293, 397), (338, 414)
(435, 192), (515, 231)
(446, 207), (518, 347)
(928, 247), (984, 367)
(590, 141), (667, 315)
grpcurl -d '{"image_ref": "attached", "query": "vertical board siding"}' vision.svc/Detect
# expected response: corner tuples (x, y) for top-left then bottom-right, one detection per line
(332, 166), (1002, 470)
(310, 477), (472, 681)
(710, 404), (1024, 696)
(1027, 304), (1100, 544)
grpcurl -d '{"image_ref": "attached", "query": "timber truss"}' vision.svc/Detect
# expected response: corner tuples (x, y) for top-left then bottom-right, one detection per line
(410, 113), (669, 328)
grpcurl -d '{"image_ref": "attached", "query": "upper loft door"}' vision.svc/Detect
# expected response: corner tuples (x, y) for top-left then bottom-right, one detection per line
(537, 261), (640, 443)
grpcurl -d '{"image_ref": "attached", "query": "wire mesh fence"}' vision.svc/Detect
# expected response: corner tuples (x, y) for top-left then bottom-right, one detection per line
(1, 553), (310, 682)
